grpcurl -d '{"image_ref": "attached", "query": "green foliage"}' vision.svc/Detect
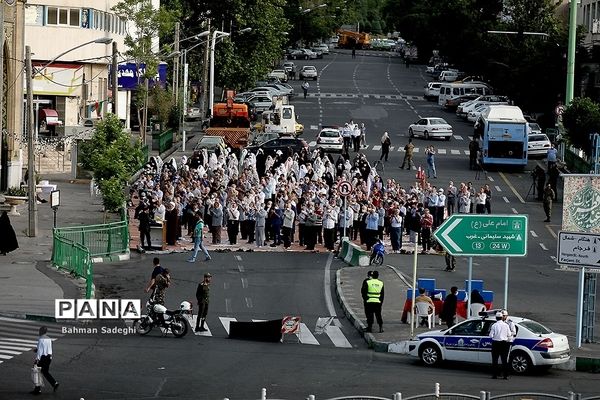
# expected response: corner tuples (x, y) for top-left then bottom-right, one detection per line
(562, 97), (600, 153)
(5, 186), (27, 197)
(80, 114), (144, 212)
(149, 86), (174, 127)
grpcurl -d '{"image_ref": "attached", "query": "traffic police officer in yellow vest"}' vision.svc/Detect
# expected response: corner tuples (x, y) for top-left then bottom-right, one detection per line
(361, 270), (385, 333)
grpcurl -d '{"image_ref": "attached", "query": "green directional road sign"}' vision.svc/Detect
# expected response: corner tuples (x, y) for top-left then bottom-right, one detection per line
(434, 214), (528, 257)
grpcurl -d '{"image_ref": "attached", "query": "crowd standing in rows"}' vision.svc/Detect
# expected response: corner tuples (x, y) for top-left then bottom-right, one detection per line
(132, 129), (497, 257)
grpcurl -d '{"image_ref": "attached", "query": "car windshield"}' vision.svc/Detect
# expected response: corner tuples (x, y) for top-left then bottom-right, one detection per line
(320, 130), (340, 138)
(429, 118), (448, 125)
(304, 67), (316, 71)
(529, 123), (541, 131)
(519, 320), (552, 334)
(529, 135), (548, 142)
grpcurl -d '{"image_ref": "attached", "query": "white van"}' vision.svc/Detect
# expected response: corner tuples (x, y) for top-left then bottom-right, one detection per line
(424, 82), (442, 100)
(438, 82), (492, 107)
(439, 70), (459, 82)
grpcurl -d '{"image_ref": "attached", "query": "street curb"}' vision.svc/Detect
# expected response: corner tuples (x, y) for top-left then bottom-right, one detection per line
(91, 251), (130, 264)
(336, 265), (410, 353)
(0, 312), (57, 323)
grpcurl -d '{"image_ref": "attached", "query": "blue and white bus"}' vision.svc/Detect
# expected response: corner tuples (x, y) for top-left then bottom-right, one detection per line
(474, 105), (528, 168)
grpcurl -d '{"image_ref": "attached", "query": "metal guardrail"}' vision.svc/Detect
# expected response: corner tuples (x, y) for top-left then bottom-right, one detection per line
(564, 146), (591, 173)
(239, 387), (592, 400)
(51, 235), (93, 299)
(53, 221), (129, 257)
(152, 129), (173, 154)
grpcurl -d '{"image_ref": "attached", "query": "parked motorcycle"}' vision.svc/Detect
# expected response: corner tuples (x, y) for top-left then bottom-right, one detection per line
(370, 240), (385, 265)
(136, 298), (192, 338)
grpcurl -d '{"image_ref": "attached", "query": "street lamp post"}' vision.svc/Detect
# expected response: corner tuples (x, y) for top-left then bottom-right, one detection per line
(208, 28), (251, 118)
(25, 38), (113, 237)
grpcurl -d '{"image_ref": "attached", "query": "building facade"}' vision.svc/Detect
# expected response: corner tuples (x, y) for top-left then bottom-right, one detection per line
(1, 0), (25, 190)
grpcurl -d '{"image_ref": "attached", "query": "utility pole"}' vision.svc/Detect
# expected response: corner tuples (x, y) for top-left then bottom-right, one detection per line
(26, 46), (37, 237)
(112, 41), (118, 117)
(566, 0), (578, 104)
(173, 22), (180, 105)
(200, 18), (211, 120)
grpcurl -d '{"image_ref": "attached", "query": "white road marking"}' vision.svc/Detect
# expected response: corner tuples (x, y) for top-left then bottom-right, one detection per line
(237, 265), (245, 273)
(241, 277), (248, 289)
(454, 135), (464, 140)
(451, 149), (460, 155)
(0, 349), (20, 355)
(530, 230), (538, 238)
(413, 148), (420, 153)
(495, 186), (501, 192)
(511, 208), (519, 214)
(297, 323), (320, 345)
(503, 196), (509, 203)
(225, 298), (232, 313)
(310, 125), (318, 130)
(325, 325), (353, 348)
(540, 243), (548, 251)
(373, 145), (381, 151)
(437, 149), (447, 154)
(186, 315), (212, 336)
(235, 255), (242, 261)
(463, 150), (469, 155)
(245, 297), (253, 308)
(488, 177), (494, 182)
(0, 344), (32, 351)
(499, 172), (524, 203)
(219, 317), (237, 335)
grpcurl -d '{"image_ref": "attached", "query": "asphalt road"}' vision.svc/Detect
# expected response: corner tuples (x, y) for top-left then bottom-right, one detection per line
(0, 50), (597, 399)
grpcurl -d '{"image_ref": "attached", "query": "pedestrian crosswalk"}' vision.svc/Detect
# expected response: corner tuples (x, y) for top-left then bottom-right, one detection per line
(184, 315), (353, 348)
(307, 137), (472, 156)
(0, 317), (63, 366)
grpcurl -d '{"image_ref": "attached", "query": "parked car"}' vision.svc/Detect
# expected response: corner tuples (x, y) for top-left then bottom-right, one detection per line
(408, 117), (453, 140)
(458, 97), (510, 119)
(528, 133), (552, 157)
(185, 106), (202, 121)
(312, 44), (330, 55)
(300, 48), (318, 59)
(245, 136), (309, 158)
(282, 61), (295, 74)
(408, 311), (570, 374)
(316, 127), (344, 153)
(287, 48), (317, 60)
(194, 136), (227, 154)
(528, 122), (542, 134)
(424, 82), (442, 101)
(299, 66), (318, 80)
(263, 83), (294, 98)
(443, 94), (480, 111)
(267, 69), (288, 82)
(245, 94), (274, 113)
(467, 103), (490, 123)
(250, 86), (284, 97)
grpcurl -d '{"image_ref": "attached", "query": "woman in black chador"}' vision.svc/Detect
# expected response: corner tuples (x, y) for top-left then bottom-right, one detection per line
(0, 211), (18, 254)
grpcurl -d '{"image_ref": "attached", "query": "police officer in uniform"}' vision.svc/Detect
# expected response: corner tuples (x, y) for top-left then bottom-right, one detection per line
(361, 270), (385, 333)
(489, 311), (512, 379)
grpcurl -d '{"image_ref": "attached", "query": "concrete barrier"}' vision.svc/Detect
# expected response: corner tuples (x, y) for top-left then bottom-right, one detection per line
(340, 237), (370, 267)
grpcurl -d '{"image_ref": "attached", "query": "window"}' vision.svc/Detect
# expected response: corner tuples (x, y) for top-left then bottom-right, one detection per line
(46, 6), (81, 26)
(70, 9), (80, 26)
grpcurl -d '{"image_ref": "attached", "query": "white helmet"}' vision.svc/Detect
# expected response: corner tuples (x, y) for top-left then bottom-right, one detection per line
(153, 304), (167, 314)
(180, 301), (192, 311)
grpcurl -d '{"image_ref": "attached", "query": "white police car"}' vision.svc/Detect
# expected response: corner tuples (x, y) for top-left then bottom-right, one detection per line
(408, 311), (570, 374)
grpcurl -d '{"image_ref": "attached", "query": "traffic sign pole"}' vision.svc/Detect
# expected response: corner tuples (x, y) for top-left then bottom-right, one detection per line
(343, 196), (347, 239)
(504, 257), (510, 311)
(467, 257), (472, 317)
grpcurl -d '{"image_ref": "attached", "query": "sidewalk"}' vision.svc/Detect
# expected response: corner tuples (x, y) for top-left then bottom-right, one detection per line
(334, 262), (600, 372)
(0, 173), (109, 319)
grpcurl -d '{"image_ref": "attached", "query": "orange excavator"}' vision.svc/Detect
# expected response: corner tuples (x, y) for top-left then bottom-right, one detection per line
(337, 29), (370, 49)
(204, 89), (251, 149)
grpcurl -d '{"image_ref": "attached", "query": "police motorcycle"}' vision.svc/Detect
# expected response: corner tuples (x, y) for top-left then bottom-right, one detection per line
(136, 297), (192, 338)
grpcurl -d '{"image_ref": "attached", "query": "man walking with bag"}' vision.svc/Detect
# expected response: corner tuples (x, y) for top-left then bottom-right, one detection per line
(32, 326), (58, 394)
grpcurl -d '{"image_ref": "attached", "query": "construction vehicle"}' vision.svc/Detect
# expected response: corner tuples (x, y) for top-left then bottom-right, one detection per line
(204, 89), (251, 149)
(254, 96), (303, 136)
(337, 29), (370, 49)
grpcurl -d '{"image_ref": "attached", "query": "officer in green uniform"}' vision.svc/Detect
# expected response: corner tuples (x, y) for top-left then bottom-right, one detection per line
(361, 270), (385, 333)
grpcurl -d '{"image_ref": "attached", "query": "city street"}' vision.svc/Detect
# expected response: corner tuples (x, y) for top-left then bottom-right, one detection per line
(1, 51), (597, 399)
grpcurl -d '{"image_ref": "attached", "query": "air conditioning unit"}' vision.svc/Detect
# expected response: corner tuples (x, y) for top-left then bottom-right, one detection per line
(593, 19), (600, 34)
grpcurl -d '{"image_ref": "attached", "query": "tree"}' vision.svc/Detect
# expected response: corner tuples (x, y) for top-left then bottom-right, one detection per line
(80, 114), (145, 213)
(562, 97), (600, 154)
(112, 0), (179, 137)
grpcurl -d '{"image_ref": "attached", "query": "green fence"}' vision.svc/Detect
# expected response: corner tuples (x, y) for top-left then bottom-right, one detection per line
(565, 146), (592, 173)
(52, 235), (94, 299)
(51, 220), (129, 299)
(152, 129), (173, 154)
(53, 221), (129, 257)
